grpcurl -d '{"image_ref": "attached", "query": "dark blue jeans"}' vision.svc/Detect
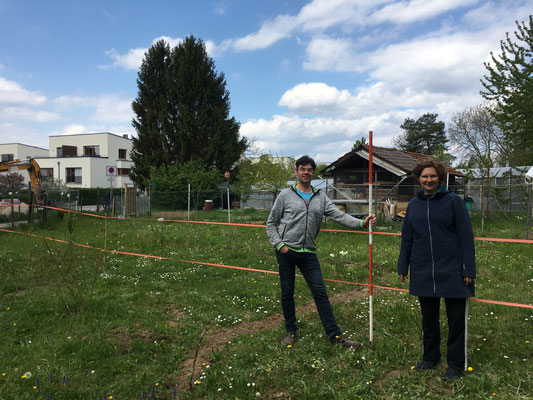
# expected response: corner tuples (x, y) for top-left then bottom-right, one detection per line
(276, 249), (341, 339)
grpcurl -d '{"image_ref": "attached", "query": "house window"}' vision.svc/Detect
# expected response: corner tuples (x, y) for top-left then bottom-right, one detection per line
(57, 145), (77, 157)
(1, 153), (14, 162)
(41, 168), (54, 179)
(66, 168), (82, 184)
(118, 168), (130, 176)
(84, 145), (100, 157)
(118, 148), (127, 159)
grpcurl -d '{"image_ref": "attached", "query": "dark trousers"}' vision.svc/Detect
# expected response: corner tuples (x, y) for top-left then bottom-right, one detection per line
(419, 296), (467, 371)
(276, 250), (341, 339)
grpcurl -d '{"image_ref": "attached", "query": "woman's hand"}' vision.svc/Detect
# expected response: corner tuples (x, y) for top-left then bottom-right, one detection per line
(464, 277), (473, 285)
(399, 274), (408, 283)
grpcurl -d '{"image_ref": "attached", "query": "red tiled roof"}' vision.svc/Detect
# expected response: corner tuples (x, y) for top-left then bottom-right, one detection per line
(324, 145), (463, 176)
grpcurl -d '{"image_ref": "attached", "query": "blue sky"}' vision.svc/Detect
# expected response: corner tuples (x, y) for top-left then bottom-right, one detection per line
(0, 0), (531, 162)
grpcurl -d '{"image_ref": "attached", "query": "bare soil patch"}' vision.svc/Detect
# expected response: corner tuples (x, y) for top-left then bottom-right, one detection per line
(173, 287), (367, 392)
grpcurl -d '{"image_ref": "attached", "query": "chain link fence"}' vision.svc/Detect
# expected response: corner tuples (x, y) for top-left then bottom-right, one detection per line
(2, 182), (532, 236)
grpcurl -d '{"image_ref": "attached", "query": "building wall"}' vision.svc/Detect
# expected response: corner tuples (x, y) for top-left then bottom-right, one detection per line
(0, 143), (48, 161)
(0, 143), (50, 187)
(2, 134), (136, 189)
(39, 133), (133, 188)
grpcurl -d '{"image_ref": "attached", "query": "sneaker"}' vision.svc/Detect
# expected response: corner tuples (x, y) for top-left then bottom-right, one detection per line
(414, 360), (440, 371)
(442, 368), (463, 380)
(331, 335), (361, 349)
(281, 331), (297, 346)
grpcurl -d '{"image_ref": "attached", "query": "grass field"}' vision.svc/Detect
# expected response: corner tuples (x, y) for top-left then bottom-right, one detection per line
(0, 209), (532, 399)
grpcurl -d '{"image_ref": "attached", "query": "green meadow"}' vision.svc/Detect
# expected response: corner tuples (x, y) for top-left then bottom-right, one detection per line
(0, 209), (532, 399)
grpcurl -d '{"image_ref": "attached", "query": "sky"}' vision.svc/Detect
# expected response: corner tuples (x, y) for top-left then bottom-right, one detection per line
(0, 0), (531, 163)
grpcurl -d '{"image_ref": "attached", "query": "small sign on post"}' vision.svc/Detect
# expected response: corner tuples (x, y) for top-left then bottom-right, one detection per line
(106, 166), (116, 216)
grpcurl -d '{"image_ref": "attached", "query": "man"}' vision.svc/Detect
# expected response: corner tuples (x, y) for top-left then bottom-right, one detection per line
(266, 155), (376, 348)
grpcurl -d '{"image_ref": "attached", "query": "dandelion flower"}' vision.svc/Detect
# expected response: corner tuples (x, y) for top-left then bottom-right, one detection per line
(410, 366), (415, 370)
(13, 323), (16, 326)
(155, 382), (159, 386)
(2, 373), (5, 376)
(526, 341), (530, 344)
(467, 367), (473, 372)
(287, 345), (292, 348)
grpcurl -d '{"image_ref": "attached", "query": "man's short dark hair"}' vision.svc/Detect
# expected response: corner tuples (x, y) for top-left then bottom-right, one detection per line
(412, 160), (447, 182)
(295, 155), (316, 170)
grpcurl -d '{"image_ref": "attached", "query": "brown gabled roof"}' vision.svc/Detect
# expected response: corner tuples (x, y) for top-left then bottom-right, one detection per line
(323, 145), (463, 176)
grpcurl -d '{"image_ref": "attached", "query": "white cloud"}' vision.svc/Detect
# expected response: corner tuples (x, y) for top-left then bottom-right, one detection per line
(303, 37), (360, 71)
(279, 82), (352, 115)
(231, 0), (479, 52)
(52, 95), (94, 109)
(233, 14), (297, 51)
(102, 35), (231, 70)
(103, 47), (148, 71)
(51, 93), (133, 123)
(0, 123), (49, 148)
(0, 107), (59, 122)
(0, 77), (47, 106)
(91, 95), (133, 123)
(370, 0), (479, 24)
(240, 112), (404, 162)
(53, 124), (88, 135)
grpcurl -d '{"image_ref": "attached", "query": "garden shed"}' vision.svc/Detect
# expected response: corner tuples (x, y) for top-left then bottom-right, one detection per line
(321, 145), (464, 215)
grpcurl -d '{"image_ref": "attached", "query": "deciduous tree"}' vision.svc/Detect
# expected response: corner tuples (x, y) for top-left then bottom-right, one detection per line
(449, 104), (508, 216)
(481, 16), (533, 165)
(0, 172), (25, 192)
(234, 155), (294, 203)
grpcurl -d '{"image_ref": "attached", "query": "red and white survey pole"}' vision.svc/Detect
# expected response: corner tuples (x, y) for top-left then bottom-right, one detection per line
(368, 130), (374, 345)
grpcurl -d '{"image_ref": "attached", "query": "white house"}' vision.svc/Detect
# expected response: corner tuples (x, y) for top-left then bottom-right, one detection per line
(1, 143), (49, 162)
(0, 133), (134, 189)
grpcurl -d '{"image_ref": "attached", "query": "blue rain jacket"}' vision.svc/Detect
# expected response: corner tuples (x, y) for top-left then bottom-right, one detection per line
(397, 187), (475, 298)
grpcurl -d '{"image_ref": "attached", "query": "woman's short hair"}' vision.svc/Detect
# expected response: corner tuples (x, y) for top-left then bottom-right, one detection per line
(412, 160), (447, 182)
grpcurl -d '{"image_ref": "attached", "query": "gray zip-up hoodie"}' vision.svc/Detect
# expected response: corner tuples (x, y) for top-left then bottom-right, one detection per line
(266, 185), (364, 252)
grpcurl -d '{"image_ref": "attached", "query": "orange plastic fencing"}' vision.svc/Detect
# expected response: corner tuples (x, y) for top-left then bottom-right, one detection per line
(1, 227), (532, 310)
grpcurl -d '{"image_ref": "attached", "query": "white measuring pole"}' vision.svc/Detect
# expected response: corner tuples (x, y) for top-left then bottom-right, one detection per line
(368, 130), (374, 345)
(227, 186), (231, 223)
(187, 183), (191, 220)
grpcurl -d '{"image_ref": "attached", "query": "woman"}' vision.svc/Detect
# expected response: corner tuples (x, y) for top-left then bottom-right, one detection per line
(397, 160), (475, 380)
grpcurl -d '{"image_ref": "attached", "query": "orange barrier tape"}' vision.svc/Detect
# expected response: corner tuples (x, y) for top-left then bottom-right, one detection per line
(1, 228), (532, 309)
(33, 204), (533, 244)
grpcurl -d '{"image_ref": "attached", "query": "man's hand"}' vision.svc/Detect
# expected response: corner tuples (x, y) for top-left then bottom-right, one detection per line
(399, 274), (408, 283)
(464, 277), (473, 285)
(363, 214), (377, 228)
(279, 246), (289, 254)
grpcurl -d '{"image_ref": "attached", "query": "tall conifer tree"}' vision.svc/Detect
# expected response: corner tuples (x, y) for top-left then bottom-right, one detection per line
(130, 40), (172, 188)
(131, 36), (247, 188)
